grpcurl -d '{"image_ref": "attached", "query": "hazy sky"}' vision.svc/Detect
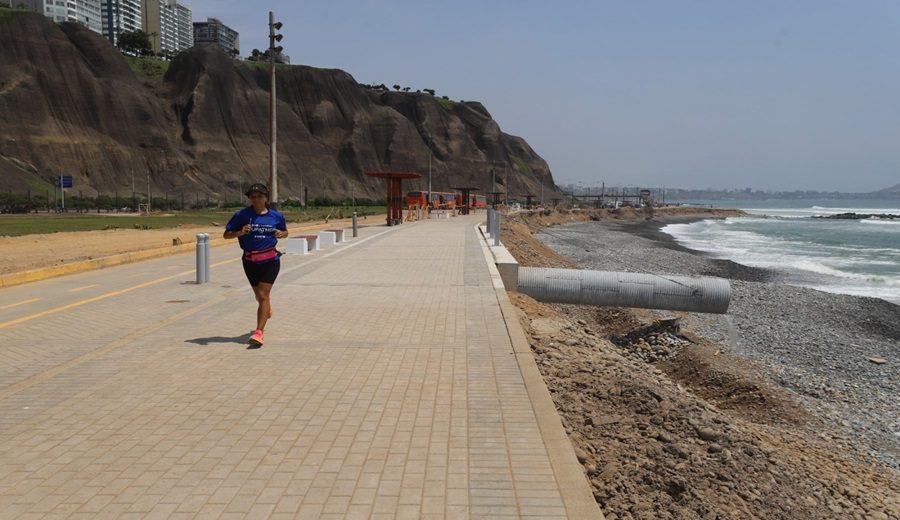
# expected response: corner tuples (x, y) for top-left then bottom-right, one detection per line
(187, 1), (900, 192)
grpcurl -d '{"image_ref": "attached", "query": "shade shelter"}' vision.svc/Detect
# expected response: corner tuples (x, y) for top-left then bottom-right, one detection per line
(488, 191), (505, 208)
(365, 171), (422, 226)
(451, 187), (480, 215)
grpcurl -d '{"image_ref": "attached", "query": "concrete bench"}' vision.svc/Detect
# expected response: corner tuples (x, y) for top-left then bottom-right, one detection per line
(284, 237), (309, 255)
(296, 234), (319, 251)
(317, 231), (336, 248)
(430, 210), (449, 220)
(326, 228), (345, 243)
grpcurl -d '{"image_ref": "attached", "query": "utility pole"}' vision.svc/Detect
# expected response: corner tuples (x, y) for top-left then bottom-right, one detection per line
(505, 166), (509, 206)
(131, 168), (136, 211)
(147, 171), (151, 214)
(268, 11), (284, 209)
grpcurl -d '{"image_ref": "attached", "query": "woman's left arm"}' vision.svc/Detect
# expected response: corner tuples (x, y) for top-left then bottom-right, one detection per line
(274, 216), (288, 239)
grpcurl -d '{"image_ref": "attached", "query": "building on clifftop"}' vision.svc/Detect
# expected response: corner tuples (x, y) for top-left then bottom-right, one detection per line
(21, 0), (103, 34)
(142, 0), (193, 54)
(192, 17), (239, 55)
(100, 0), (143, 47)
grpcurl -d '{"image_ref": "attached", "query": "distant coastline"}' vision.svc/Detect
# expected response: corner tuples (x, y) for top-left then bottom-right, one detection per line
(666, 189), (900, 201)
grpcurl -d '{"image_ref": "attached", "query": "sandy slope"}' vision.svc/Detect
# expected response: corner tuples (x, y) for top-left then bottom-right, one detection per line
(502, 207), (899, 520)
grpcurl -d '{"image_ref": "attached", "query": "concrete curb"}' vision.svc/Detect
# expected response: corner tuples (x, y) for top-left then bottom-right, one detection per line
(0, 238), (229, 289)
(475, 224), (605, 519)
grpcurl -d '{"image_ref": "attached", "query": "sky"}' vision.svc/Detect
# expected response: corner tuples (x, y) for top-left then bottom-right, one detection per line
(186, 1), (900, 193)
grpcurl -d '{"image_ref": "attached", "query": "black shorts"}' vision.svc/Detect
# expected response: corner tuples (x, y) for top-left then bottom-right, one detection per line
(242, 259), (280, 287)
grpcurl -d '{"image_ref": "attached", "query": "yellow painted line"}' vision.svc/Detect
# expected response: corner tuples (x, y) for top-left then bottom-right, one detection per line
(0, 297), (42, 310)
(0, 238), (230, 289)
(67, 284), (98, 293)
(0, 258), (237, 331)
(0, 226), (398, 331)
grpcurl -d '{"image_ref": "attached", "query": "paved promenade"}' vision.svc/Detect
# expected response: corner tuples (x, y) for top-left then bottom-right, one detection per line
(0, 216), (601, 519)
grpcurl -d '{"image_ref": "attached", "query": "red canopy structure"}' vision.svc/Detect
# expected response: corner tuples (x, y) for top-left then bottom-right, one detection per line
(451, 187), (479, 215)
(365, 171), (422, 226)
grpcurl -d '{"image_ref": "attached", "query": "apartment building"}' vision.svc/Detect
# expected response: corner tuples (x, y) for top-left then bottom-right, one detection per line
(141, 0), (192, 54)
(100, 0), (142, 47)
(171, 1), (191, 51)
(22, 0), (103, 34)
(193, 17), (239, 55)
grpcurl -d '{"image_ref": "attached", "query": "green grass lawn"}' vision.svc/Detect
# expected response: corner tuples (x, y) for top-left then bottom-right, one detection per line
(0, 6), (30, 18)
(0, 207), (384, 237)
(125, 56), (171, 80)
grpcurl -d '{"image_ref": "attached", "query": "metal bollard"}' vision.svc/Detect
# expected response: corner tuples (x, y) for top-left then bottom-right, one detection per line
(486, 208), (493, 236)
(352, 212), (358, 238)
(493, 212), (501, 246)
(204, 233), (210, 282)
(196, 233), (209, 284)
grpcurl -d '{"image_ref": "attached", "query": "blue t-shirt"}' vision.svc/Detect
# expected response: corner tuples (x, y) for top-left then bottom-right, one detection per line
(225, 207), (287, 256)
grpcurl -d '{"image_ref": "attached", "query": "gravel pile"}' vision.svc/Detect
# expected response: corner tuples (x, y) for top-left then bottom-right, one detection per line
(537, 217), (900, 470)
(610, 318), (692, 363)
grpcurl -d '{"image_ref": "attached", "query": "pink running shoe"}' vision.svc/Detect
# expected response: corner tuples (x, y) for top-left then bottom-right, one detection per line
(249, 329), (264, 348)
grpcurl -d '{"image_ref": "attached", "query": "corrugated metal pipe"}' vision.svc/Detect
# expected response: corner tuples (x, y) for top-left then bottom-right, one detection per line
(518, 267), (731, 314)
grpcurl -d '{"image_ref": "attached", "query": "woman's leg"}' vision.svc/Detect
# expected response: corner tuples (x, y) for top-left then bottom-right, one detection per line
(253, 282), (273, 331)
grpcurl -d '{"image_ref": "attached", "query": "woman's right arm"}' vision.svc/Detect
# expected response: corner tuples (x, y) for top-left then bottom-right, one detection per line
(224, 223), (251, 239)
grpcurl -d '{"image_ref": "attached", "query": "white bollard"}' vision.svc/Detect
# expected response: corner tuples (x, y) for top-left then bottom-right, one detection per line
(317, 231), (336, 248)
(284, 237), (309, 255)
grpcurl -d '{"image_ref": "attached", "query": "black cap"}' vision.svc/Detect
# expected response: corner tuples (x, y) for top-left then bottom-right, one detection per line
(245, 183), (269, 197)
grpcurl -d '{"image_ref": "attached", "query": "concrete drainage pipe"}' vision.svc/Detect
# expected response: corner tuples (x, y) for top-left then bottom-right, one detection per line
(518, 267), (731, 314)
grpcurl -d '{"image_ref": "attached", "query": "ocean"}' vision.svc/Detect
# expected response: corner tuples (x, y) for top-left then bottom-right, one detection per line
(662, 199), (900, 304)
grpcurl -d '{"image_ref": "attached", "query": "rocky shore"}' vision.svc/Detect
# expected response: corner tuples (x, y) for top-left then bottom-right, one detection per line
(815, 212), (899, 219)
(537, 216), (900, 469)
(501, 209), (899, 519)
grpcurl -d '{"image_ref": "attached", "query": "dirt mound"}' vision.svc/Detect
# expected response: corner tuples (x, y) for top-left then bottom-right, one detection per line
(660, 344), (811, 427)
(504, 209), (899, 519)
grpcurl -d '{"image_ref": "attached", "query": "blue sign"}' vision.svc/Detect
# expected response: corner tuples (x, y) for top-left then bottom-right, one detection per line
(57, 175), (73, 188)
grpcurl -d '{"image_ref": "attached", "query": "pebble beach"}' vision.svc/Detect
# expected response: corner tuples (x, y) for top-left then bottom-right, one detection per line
(536, 216), (900, 470)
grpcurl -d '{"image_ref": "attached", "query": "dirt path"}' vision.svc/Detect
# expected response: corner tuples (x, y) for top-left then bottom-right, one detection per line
(0, 214), (380, 275)
(503, 208), (899, 520)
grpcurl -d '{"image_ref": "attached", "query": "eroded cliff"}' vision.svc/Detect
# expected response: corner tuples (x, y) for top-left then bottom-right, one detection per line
(0, 11), (557, 200)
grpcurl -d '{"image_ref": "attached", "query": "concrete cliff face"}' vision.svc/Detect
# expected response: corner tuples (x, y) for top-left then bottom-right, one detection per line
(0, 13), (183, 194)
(0, 12), (557, 200)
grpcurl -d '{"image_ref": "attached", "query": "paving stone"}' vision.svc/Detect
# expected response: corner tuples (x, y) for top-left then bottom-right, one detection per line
(0, 217), (597, 518)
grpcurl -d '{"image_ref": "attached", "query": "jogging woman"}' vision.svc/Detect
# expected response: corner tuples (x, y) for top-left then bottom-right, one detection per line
(223, 183), (288, 348)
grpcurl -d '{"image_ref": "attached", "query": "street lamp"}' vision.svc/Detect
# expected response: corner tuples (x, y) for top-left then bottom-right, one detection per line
(268, 11), (284, 209)
(428, 138), (432, 195)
